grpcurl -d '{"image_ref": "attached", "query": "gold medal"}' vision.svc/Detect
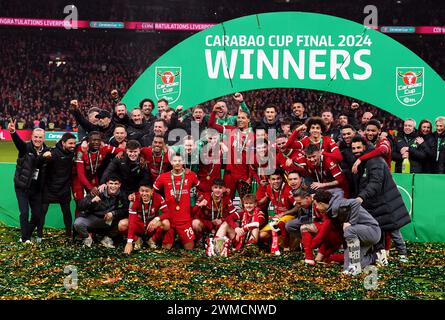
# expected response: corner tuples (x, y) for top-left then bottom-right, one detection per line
(176, 205), (180, 211)
(206, 175), (211, 180)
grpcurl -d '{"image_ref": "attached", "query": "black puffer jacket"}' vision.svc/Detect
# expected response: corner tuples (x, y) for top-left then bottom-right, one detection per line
(100, 155), (152, 196)
(253, 116), (281, 132)
(430, 131), (445, 174)
(392, 130), (427, 173)
(127, 120), (150, 144)
(71, 109), (116, 140)
(12, 132), (48, 190)
(112, 113), (130, 126)
(324, 126), (341, 142)
(78, 189), (129, 220)
(290, 113), (308, 127)
(418, 133), (436, 173)
(42, 140), (75, 203)
(353, 152), (410, 232)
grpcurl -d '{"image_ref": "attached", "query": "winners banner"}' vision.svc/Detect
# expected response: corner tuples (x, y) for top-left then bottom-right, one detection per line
(122, 12), (445, 125)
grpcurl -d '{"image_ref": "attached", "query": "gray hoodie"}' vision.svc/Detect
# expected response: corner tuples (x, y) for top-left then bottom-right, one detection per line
(327, 188), (379, 227)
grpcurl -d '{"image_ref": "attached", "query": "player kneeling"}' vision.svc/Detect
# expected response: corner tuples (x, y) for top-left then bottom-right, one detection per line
(213, 194), (266, 253)
(124, 182), (172, 254)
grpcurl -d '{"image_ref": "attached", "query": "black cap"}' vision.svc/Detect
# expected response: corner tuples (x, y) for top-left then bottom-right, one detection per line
(95, 110), (111, 119)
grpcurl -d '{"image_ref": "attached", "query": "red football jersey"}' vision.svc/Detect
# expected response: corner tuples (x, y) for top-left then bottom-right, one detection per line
(265, 183), (294, 216)
(127, 192), (170, 241)
(225, 208), (266, 230)
(154, 170), (200, 224)
(276, 149), (307, 175)
(208, 111), (255, 178)
(140, 147), (171, 182)
(306, 156), (349, 198)
(194, 192), (237, 221)
(75, 144), (123, 190)
(286, 134), (343, 162)
(197, 146), (222, 191)
(359, 137), (392, 168)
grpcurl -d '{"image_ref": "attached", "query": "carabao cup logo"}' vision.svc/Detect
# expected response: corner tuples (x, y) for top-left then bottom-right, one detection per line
(155, 67), (182, 104)
(396, 67), (424, 106)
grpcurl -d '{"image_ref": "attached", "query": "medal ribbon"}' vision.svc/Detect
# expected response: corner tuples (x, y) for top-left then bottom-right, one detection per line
(88, 151), (100, 175)
(141, 199), (153, 228)
(170, 170), (185, 207)
(211, 194), (223, 220)
(153, 150), (164, 174)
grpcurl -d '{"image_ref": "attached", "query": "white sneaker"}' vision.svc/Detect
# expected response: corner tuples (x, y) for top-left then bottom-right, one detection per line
(399, 255), (408, 263)
(83, 236), (93, 248)
(19, 238), (33, 245)
(147, 239), (157, 249)
(274, 250), (281, 256)
(376, 249), (388, 267)
(100, 236), (115, 249)
(304, 259), (316, 266)
(35, 237), (42, 244)
(134, 238), (143, 251)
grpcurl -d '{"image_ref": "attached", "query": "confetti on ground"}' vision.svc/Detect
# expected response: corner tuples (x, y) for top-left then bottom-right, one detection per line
(0, 226), (444, 300)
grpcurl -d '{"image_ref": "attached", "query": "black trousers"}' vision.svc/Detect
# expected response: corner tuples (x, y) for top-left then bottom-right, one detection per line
(15, 187), (42, 241)
(37, 201), (73, 237)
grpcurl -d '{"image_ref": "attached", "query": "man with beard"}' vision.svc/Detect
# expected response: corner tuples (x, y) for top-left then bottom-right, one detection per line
(431, 116), (445, 173)
(321, 110), (341, 142)
(351, 135), (411, 266)
(127, 108), (150, 145)
(141, 135), (172, 182)
(112, 103), (129, 126)
(8, 119), (49, 243)
(77, 107), (101, 141)
(70, 100), (116, 140)
(338, 125), (358, 193)
(74, 176), (129, 248)
(392, 118), (427, 173)
(139, 98), (156, 126)
(290, 101), (308, 126)
(337, 113), (350, 129)
(351, 119), (392, 174)
(112, 101), (130, 127)
(37, 133), (77, 241)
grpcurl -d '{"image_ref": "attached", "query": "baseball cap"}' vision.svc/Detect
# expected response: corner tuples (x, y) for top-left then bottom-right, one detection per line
(95, 110), (111, 119)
